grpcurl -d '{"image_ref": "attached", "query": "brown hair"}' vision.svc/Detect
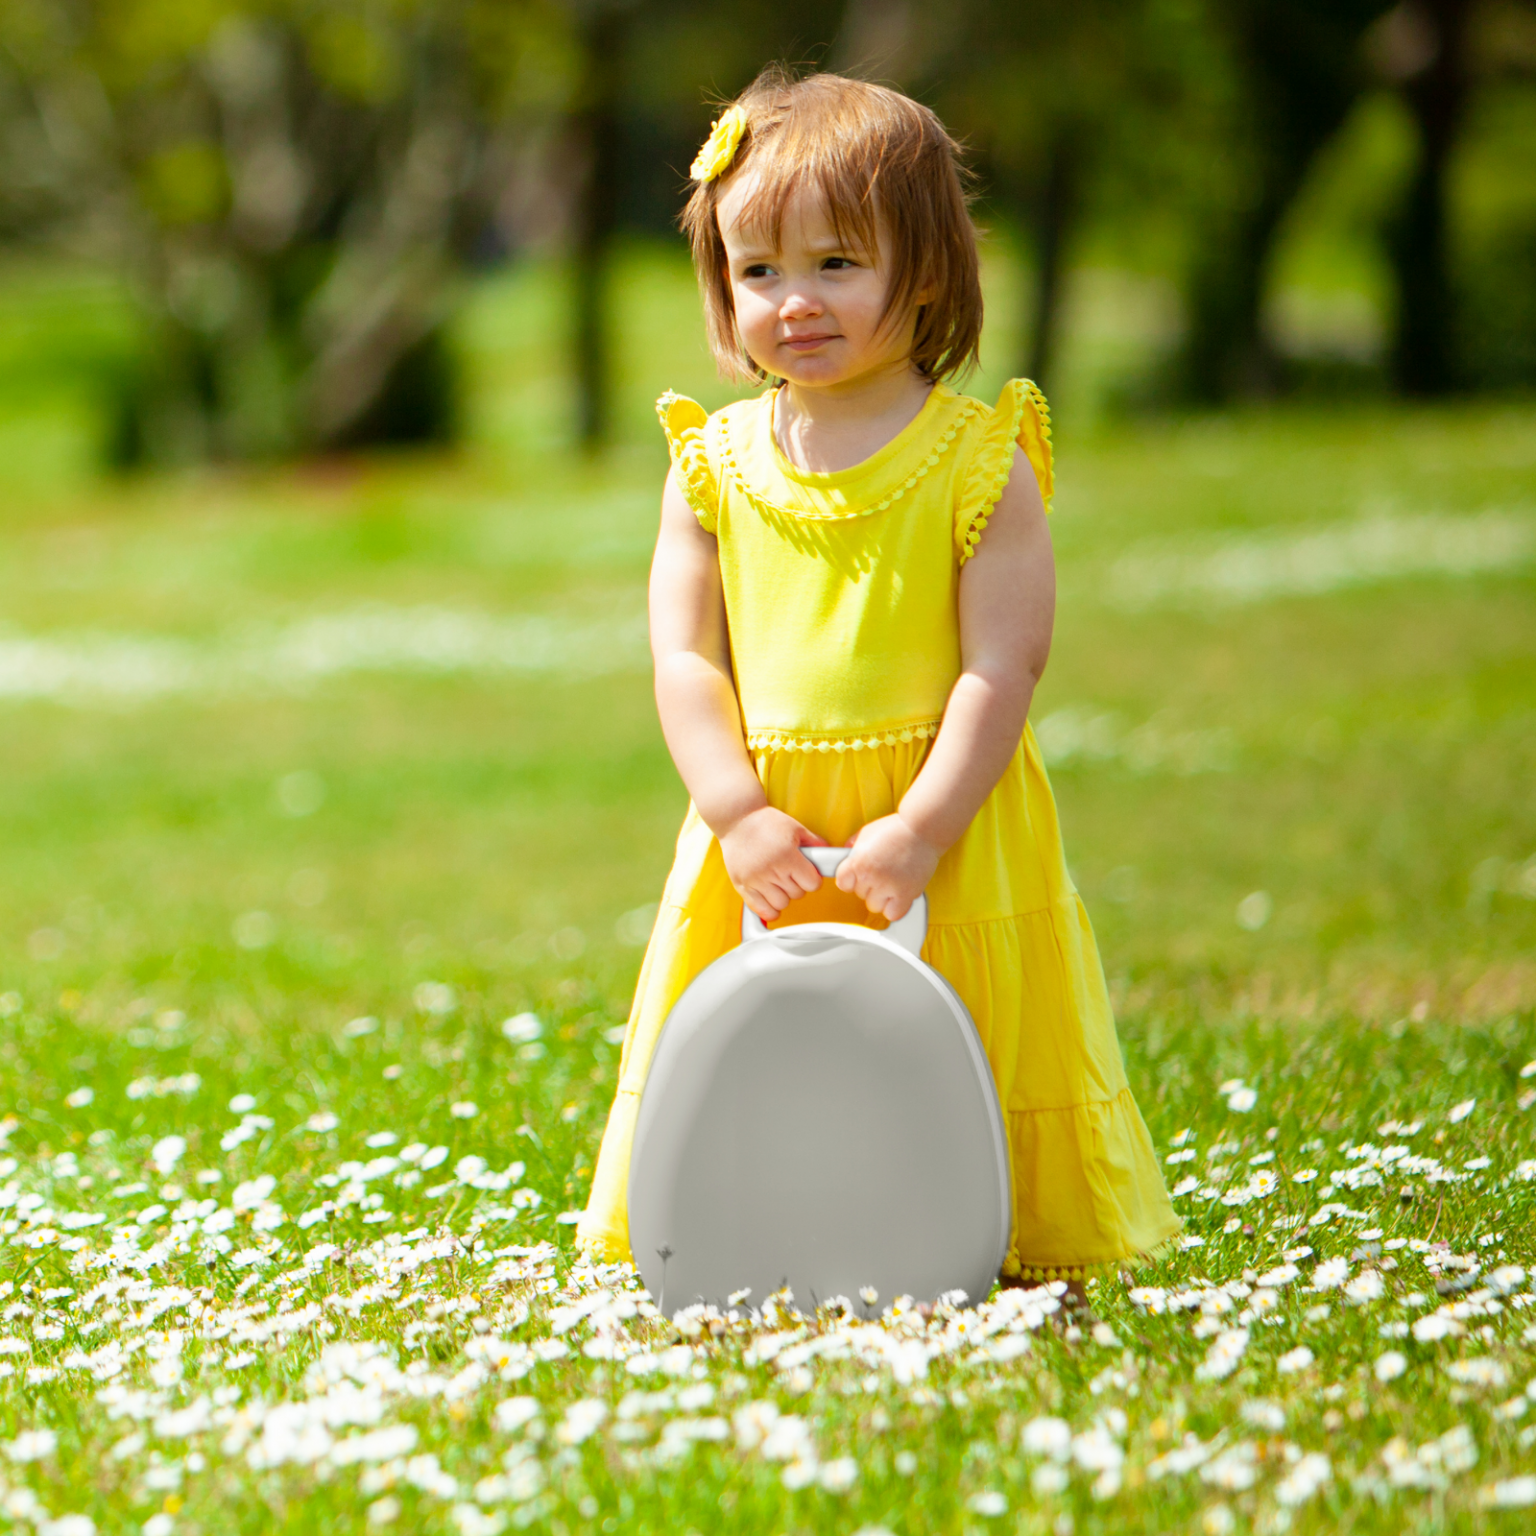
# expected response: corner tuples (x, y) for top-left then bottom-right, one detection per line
(681, 69), (983, 384)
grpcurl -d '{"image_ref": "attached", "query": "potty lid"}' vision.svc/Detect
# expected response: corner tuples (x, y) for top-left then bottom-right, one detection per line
(627, 888), (1011, 1318)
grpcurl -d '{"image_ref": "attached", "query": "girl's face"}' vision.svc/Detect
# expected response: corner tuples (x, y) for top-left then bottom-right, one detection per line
(716, 180), (922, 389)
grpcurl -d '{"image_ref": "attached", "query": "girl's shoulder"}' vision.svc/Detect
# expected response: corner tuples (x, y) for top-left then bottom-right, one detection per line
(952, 378), (1053, 503)
(655, 389), (764, 434)
(949, 379), (1054, 564)
(655, 390), (769, 534)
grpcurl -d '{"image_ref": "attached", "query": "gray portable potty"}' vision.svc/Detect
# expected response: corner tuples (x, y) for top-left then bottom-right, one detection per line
(627, 847), (1011, 1319)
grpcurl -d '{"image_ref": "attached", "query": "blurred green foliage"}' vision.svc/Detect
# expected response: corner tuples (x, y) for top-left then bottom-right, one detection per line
(0, 0), (1534, 467)
(0, 256), (1531, 1014)
(0, 0), (574, 461)
(0, 239), (1532, 1011)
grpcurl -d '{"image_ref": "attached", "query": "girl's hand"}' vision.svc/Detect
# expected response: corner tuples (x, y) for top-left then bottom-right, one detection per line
(835, 814), (940, 922)
(720, 808), (828, 922)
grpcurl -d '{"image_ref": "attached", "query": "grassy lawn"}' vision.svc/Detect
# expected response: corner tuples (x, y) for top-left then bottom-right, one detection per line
(0, 247), (1534, 1533)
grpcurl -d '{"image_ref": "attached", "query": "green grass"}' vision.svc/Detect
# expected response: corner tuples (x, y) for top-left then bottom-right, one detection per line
(0, 247), (1535, 1534)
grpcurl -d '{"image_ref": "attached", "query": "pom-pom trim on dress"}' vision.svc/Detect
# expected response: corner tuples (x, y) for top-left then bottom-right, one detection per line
(656, 391), (718, 531)
(956, 379), (1054, 566)
(717, 395), (984, 523)
(744, 720), (943, 754)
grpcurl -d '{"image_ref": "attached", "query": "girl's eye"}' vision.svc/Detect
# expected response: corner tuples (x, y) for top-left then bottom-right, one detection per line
(822, 257), (856, 270)
(742, 263), (775, 279)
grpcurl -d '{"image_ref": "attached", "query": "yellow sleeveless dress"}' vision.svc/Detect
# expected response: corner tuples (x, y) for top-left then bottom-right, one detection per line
(577, 379), (1180, 1281)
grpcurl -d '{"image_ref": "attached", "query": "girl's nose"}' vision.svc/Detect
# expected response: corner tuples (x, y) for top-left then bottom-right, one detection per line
(778, 287), (823, 321)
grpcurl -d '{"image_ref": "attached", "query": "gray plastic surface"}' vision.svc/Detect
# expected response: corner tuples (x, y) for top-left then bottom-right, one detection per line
(628, 915), (1011, 1318)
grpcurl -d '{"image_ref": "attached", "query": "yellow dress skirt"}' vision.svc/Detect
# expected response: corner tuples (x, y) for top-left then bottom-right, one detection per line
(577, 724), (1183, 1282)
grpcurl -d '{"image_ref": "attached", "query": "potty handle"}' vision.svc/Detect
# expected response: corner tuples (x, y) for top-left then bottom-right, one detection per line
(740, 846), (928, 957)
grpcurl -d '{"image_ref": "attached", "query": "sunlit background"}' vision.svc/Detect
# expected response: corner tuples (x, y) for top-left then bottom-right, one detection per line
(2, 7), (1536, 1534)
(1, 0), (1533, 1054)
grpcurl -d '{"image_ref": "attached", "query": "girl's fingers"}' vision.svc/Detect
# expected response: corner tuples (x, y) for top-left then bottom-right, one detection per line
(744, 882), (781, 922)
(753, 870), (917, 924)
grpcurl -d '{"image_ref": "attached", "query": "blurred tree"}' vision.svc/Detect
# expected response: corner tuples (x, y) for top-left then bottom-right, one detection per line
(563, 1), (848, 446)
(1455, 0), (1536, 387)
(859, 0), (1218, 393)
(1371, 0), (1474, 393)
(568, 0), (632, 449)
(1180, 0), (1398, 401)
(0, 0), (571, 462)
(1371, 0), (1536, 393)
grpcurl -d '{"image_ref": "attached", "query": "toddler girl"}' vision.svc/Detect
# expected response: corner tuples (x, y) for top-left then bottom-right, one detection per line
(577, 70), (1180, 1288)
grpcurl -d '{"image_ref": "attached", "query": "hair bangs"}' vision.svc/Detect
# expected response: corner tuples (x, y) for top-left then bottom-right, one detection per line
(727, 115), (885, 266)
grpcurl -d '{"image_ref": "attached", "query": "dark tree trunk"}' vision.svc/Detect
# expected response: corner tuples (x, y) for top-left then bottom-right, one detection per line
(572, 9), (627, 450)
(1388, 0), (1472, 395)
(1024, 126), (1079, 390)
(1182, 155), (1321, 402)
(1182, 0), (1395, 402)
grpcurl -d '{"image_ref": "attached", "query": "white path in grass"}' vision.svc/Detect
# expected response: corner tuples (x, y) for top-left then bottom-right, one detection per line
(5, 507), (1530, 708)
(0, 608), (1231, 780)
(0, 604), (651, 706)
(1106, 507), (1534, 610)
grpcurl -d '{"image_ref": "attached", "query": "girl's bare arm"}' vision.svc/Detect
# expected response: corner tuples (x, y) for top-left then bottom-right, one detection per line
(836, 447), (1054, 920)
(650, 469), (825, 921)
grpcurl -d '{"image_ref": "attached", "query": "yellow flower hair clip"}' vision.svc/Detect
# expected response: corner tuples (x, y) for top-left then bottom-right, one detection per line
(690, 105), (748, 184)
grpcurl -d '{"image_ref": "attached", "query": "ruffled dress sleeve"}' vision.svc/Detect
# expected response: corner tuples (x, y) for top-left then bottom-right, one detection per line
(656, 391), (720, 533)
(955, 378), (1054, 564)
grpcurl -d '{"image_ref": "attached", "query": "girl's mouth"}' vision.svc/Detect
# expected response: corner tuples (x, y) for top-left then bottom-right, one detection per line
(782, 334), (838, 351)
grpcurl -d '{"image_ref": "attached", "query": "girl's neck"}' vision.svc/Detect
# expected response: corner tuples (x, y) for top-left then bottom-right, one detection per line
(773, 362), (934, 475)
